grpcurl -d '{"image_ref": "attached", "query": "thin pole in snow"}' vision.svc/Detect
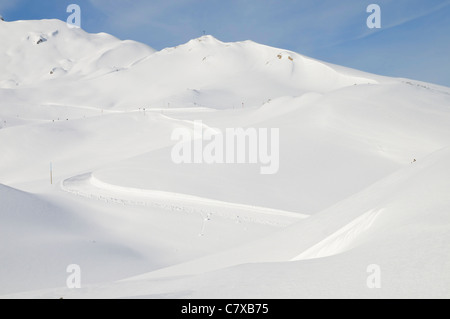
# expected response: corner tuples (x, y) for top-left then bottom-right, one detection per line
(50, 162), (53, 185)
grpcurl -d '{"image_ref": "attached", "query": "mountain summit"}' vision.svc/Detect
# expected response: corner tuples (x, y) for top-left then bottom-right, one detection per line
(0, 19), (389, 110)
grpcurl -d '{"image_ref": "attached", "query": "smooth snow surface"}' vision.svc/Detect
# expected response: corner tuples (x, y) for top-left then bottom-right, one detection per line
(1, 19), (449, 299)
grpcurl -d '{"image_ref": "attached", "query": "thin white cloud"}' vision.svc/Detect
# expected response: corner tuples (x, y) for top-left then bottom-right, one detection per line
(388, 1), (449, 28)
(318, 1), (450, 51)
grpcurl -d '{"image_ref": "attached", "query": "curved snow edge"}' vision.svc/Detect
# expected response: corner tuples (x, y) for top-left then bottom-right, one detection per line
(291, 209), (382, 261)
(89, 173), (308, 219)
(61, 173), (308, 220)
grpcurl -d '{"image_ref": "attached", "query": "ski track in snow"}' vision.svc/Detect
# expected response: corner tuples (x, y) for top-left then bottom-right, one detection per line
(61, 173), (307, 227)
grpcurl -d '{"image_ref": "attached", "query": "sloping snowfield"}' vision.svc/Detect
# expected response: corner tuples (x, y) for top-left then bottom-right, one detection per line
(0, 19), (449, 298)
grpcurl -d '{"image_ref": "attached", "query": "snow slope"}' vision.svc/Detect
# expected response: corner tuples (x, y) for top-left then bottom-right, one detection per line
(0, 19), (155, 87)
(0, 19), (381, 111)
(0, 19), (449, 298)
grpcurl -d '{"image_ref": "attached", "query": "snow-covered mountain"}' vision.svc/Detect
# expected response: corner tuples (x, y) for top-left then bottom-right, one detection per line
(1, 19), (449, 299)
(1, 19), (383, 110)
(0, 19), (155, 86)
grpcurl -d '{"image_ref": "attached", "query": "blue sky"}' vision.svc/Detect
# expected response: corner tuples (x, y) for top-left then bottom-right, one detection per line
(1, 0), (449, 86)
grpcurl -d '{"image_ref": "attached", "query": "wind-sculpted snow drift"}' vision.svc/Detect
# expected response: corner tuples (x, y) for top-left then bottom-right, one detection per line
(0, 19), (449, 298)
